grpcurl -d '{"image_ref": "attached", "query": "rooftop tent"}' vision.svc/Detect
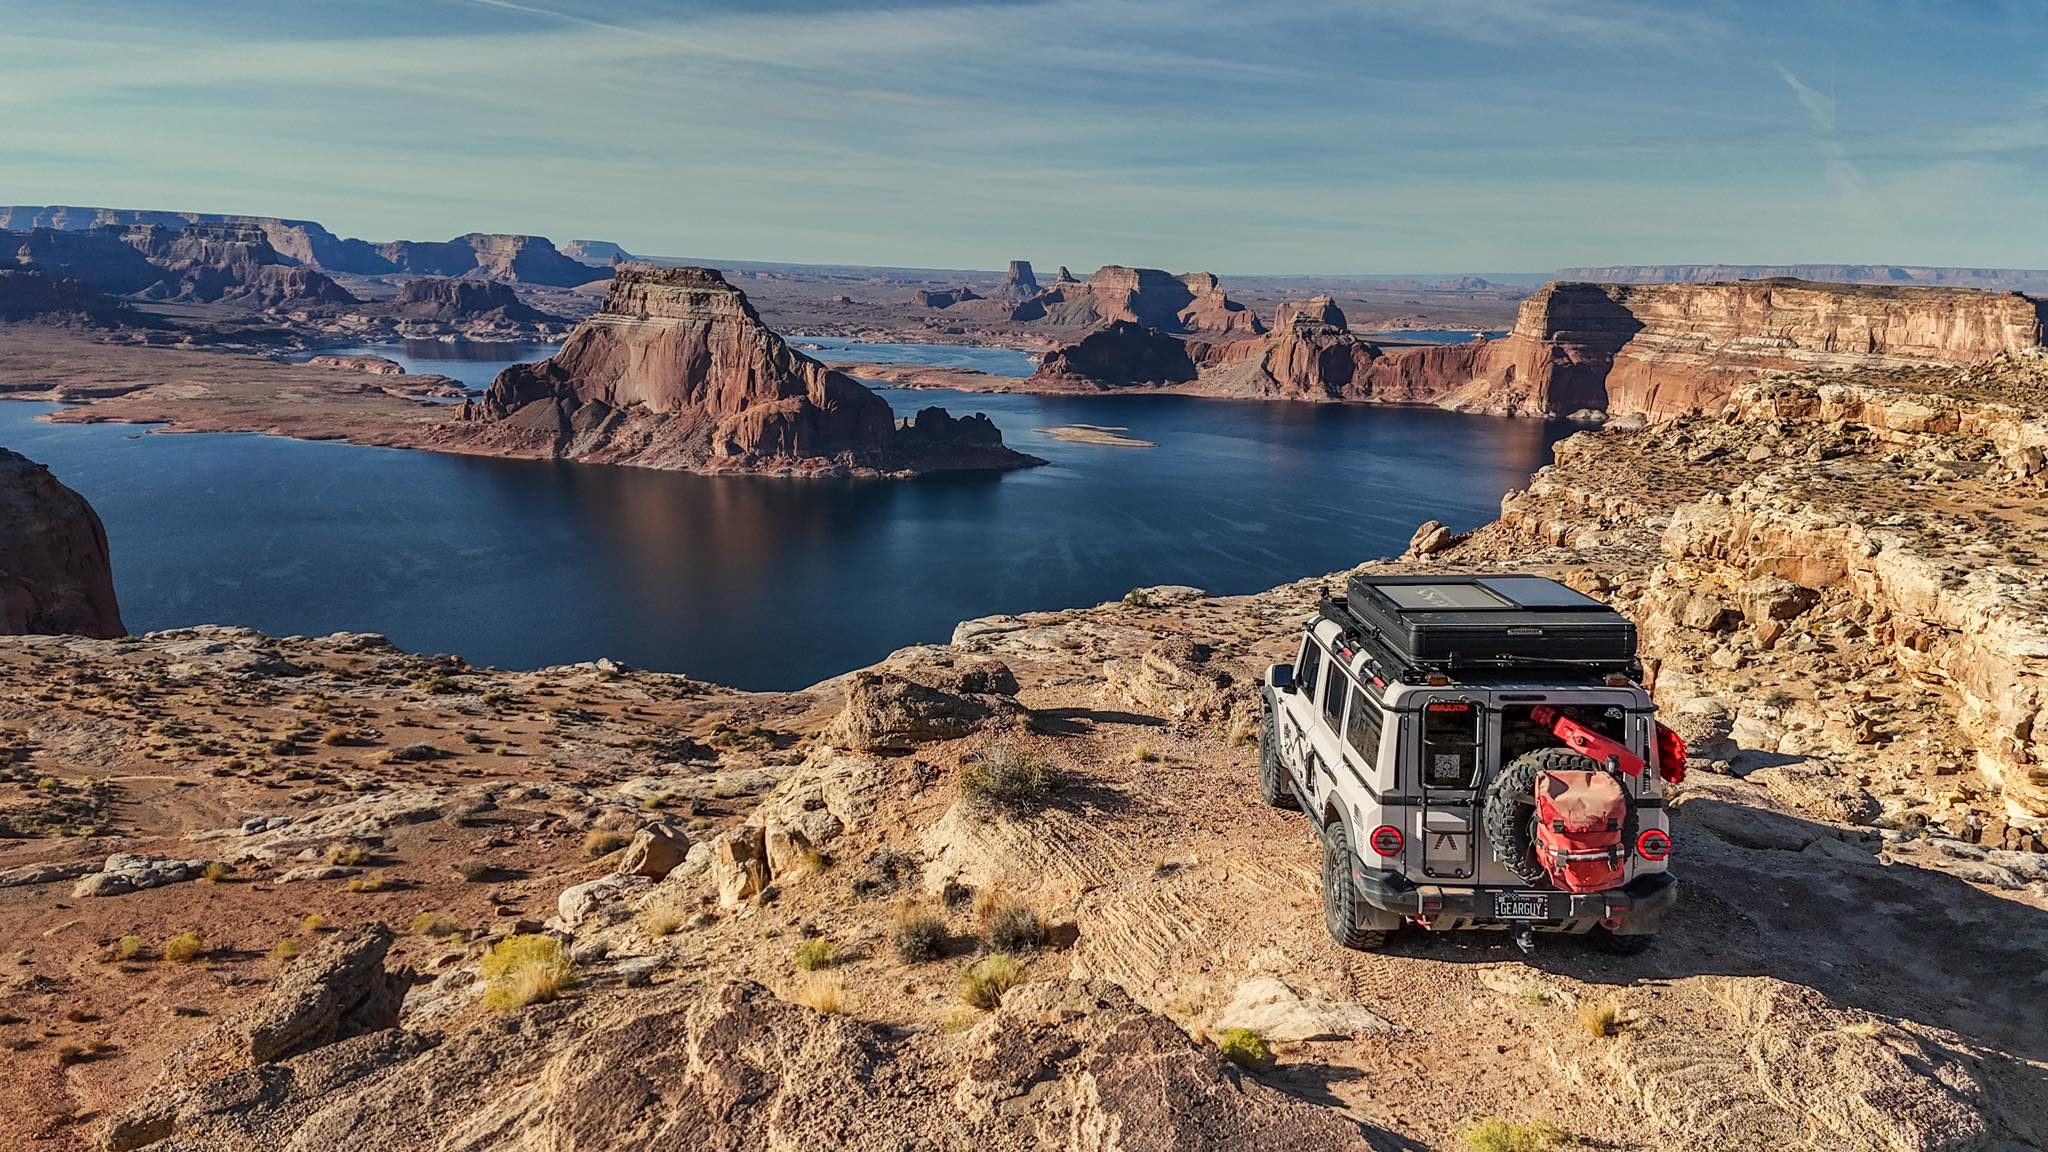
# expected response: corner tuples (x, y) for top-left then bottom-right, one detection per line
(1341, 573), (1637, 673)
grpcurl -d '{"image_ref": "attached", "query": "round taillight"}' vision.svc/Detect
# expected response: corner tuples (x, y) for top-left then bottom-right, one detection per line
(1637, 829), (1671, 861)
(1369, 825), (1404, 857)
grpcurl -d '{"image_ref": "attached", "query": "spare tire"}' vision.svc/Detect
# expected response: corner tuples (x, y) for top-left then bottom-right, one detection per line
(1484, 746), (1634, 886)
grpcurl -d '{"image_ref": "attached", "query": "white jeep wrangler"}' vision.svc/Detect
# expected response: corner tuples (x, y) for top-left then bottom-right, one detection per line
(1259, 573), (1682, 954)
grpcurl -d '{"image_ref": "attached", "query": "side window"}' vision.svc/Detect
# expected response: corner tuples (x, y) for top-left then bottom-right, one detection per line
(1294, 638), (1321, 703)
(1345, 684), (1382, 765)
(1320, 667), (1348, 732)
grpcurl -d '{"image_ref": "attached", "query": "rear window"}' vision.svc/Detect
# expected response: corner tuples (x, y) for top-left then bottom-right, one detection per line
(1422, 700), (1480, 789)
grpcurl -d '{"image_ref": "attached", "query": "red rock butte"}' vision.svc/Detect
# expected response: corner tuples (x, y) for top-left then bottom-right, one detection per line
(462, 267), (1039, 475)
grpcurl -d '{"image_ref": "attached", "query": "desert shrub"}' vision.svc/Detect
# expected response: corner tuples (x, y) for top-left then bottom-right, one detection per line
(480, 935), (576, 1012)
(270, 938), (300, 964)
(408, 911), (460, 938)
(162, 932), (204, 963)
(1579, 998), (1621, 1038)
(346, 871), (390, 893)
(200, 862), (231, 883)
(891, 904), (948, 963)
(326, 843), (372, 867)
(794, 939), (838, 971)
(319, 728), (350, 746)
(792, 976), (844, 1015)
(115, 935), (146, 961)
(982, 900), (1046, 952)
(1460, 1117), (1568, 1152)
(957, 953), (1026, 1010)
(377, 744), (449, 764)
(957, 746), (1063, 813)
(1122, 588), (1155, 609)
(1218, 1026), (1273, 1071)
(1128, 740), (1158, 763)
(452, 858), (493, 883)
(301, 913), (328, 933)
(584, 830), (629, 858)
(643, 909), (684, 938)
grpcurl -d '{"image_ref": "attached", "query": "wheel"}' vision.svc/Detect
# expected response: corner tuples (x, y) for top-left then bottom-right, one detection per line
(1257, 706), (1299, 810)
(1483, 745), (1618, 886)
(1586, 925), (1654, 956)
(1321, 820), (1387, 950)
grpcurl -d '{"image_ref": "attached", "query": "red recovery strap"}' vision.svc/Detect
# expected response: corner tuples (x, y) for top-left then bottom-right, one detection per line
(1531, 705), (1645, 777)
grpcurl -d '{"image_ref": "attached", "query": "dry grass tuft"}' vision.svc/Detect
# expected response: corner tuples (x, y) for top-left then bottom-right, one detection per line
(584, 829), (630, 858)
(957, 953), (1026, 1010)
(794, 938), (838, 971)
(792, 976), (845, 1015)
(409, 911), (460, 938)
(480, 935), (576, 1012)
(1459, 1117), (1569, 1152)
(1578, 998), (1621, 1038)
(326, 843), (372, 867)
(162, 931), (204, 964)
(200, 862), (231, 883)
(114, 935), (146, 961)
(270, 938), (300, 964)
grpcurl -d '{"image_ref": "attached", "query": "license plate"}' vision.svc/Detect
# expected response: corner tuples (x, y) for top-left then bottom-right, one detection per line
(1493, 891), (1552, 920)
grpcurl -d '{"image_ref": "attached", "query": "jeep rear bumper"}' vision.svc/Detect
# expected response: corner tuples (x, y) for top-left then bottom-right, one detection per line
(1354, 867), (1676, 928)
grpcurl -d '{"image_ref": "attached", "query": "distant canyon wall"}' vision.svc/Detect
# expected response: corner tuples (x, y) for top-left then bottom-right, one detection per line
(1561, 263), (2048, 295)
(0, 205), (613, 287)
(1034, 278), (2048, 420)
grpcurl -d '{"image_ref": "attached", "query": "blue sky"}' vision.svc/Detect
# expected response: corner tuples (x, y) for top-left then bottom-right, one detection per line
(5, 0), (2046, 273)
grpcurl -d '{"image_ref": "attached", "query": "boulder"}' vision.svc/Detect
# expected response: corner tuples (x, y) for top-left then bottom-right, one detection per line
(712, 825), (770, 908)
(618, 822), (690, 880)
(827, 670), (1020, 753)
(72, 853), (215, 897)
(557, 873), (655, 929)
(1213, 977), (1394, 1041)
(100, 924), (413, 1151)
(1405, 520), (1458, 558)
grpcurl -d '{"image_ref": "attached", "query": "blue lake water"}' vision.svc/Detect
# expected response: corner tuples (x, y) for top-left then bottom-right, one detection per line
(1362, 329), (1508, 344)
(1, 342), (1569, 690)
(794, 337), (1039, 377)
(304, 341), (563, 391)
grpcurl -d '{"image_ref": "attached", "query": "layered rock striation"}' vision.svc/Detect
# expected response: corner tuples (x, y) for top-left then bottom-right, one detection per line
(460, 267), (1039, 475)
(1012, 265), (1260, 334)
(0, 448), (124, 638)
(1029, 278), (2048, 420)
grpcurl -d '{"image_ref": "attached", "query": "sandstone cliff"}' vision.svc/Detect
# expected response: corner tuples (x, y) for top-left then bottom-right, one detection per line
(1013, 265), (1260, 335)
(385, 278), (556, 324)
(462, 267), (1039, 475)
(0, 449), (123, 638)
(0, 269), (126, 325)
(1563, 263), (2048, 295)
(1033, 279), (2048, 420)
(377, 233), (601, 287)
(990, 259), (1039, 301)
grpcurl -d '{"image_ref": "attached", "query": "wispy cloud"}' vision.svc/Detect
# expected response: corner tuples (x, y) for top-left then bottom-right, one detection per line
(1776, 64), (1881, 220)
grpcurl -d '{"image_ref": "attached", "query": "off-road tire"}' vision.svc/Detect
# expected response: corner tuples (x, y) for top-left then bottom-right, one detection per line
(1484, 745), (1615, 886)
(1321, 820), (1387, 950)
(1258, 706), (1299, 810)
(1586, 925), (1654, 956)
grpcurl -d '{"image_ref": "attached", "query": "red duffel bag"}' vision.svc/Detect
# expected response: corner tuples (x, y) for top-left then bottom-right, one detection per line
(1533, 769), (1628, 893)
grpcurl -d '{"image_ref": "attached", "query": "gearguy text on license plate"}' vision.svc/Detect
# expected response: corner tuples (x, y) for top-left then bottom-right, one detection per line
(1493, 891), (1550, 919)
